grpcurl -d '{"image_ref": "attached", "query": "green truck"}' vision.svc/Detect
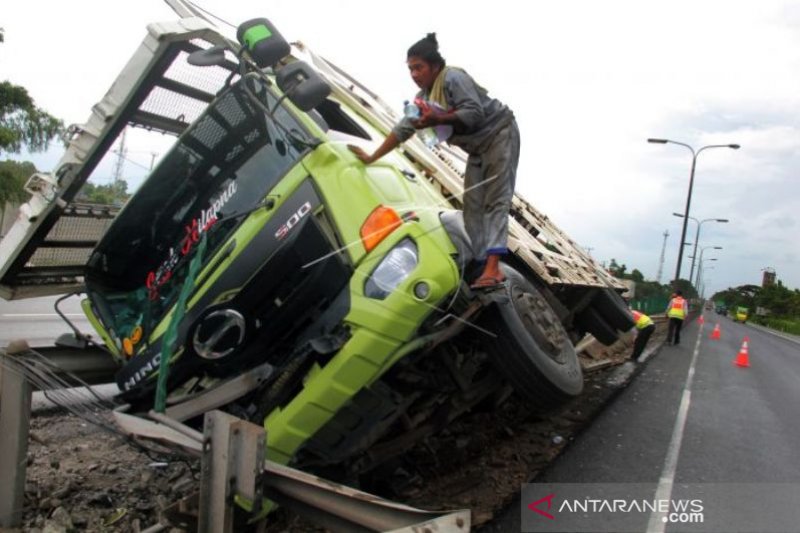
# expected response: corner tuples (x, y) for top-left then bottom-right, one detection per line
(0, 14), (633, 499)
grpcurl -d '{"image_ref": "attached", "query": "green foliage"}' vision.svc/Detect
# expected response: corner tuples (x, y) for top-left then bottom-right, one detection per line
(712, 281), (800, 321)
(606, 258), (673, 313)
(634, 279), (669, 300)
(712, 284), (759, 312)
(752, 316), (800, 335)
(77, 180), (130, 206)
(608, 260), (649, 285)
(0, 159), (36, 205)
(0, 81), (64, 154)
(757, 280), (800, 316)
(672, 278), (698, 299)
(608, 258), (626, 278)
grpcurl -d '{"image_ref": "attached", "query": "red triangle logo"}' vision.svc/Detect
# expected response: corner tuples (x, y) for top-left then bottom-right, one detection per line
(528, 493), (556, 520)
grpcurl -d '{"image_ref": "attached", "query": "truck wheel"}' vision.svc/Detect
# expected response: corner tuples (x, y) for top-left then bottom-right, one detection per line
(575, 307), (618, 346)
(485, 266), (583, 408)
(593, 289), (635, 332)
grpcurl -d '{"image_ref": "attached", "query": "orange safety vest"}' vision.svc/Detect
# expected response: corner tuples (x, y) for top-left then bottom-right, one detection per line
(632, 310), (654, 329)
(668, 297), (686, 319)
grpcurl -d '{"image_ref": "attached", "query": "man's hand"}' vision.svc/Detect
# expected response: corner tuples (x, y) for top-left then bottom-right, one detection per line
(348, 144), (373, 164)
(412, 109), (438, 129)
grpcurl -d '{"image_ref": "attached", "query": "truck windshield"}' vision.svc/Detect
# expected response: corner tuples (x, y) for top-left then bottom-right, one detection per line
(85, 76), (313, 342)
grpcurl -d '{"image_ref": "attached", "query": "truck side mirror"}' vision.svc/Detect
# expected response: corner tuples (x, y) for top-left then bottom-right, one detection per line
(236, 18), (290, 68)
(276, 61), (331, 112)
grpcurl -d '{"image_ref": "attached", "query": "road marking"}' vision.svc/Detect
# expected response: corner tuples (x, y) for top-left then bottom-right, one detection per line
(748, 323), (800, 346)
(1, 313), (85, 317)
(647, 321), (704, 532)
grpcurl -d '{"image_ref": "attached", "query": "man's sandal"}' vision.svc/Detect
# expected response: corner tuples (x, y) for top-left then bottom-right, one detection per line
(470, 275), (506, 291)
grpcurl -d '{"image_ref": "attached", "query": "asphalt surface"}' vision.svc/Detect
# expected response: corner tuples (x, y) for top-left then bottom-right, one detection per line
(0, 295), (91, 347)
(1, 295), (118, 411)
(484, 313), (800, 532)
(677, 315), (800, 483)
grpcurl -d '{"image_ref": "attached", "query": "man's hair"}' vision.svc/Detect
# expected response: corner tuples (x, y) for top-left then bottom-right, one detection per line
(675, 290), (683, 296)
(407, 33), (446, 68)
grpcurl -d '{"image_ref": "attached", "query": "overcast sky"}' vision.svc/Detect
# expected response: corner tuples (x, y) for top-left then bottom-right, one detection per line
(2, 0), (799, 295)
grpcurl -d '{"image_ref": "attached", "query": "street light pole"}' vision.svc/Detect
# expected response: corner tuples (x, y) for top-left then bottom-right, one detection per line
(648, 138), (739, 287)
(696, 257), (718, 292)
(695, 246), (722, 289)
(672, 214), (729, 285)
(700, 271), (715, 299)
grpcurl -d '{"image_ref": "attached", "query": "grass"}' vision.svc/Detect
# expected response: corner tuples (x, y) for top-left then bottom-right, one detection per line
(752, 316), (800, 336)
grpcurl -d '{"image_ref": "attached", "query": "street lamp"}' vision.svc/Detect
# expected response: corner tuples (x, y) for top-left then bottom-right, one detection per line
(700, 271), (715, 298)
(672, 213), (729, 284)
(649, 138), (739, 286)
(695, 246), (722, 289)
(697, 258), (717, 293)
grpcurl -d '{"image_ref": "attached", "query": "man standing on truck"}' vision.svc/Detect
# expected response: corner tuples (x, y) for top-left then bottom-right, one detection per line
(666, 290), (689, 345)
(348, 33), (519, 290)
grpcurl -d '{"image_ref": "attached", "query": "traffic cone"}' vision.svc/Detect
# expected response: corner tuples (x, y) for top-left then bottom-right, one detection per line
(698, 315), (705, 325)
(710, 323), (721, 340)
(734, 338), (750, 368)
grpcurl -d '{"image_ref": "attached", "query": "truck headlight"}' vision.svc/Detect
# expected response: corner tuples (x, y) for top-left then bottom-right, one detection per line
(364, 239), (418, 299)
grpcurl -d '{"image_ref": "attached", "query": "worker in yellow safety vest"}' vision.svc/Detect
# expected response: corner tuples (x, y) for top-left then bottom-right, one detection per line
(665, 290), (689, 346)
(630, 309), (655, 361)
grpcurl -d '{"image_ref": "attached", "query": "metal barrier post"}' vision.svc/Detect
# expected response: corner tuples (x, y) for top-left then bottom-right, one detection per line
(0, 354), (33, 527)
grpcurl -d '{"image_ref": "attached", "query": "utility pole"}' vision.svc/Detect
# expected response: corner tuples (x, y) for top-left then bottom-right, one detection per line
(656, 230), (669, 284)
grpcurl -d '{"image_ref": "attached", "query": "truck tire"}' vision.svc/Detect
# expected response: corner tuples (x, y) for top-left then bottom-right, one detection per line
(485, 266), (583, 408)
(593, 288), (635, 332)
(575, 307), (618, 346)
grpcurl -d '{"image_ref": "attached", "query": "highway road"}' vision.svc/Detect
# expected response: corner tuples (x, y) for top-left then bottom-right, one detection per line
(0, 295), (92, 348)
(485, 313), (800, 532)
(0, 295), (118, 410)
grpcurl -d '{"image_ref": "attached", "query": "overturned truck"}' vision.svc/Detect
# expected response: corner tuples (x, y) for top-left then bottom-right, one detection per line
(0, 9), (632, 507)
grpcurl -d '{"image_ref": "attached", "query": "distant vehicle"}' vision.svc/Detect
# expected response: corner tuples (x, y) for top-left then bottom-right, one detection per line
(716, 305), (728, 316)
(734, 306), (749, 323)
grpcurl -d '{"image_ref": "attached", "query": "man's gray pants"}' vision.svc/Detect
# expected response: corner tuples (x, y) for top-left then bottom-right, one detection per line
(463, 120), (520, 261)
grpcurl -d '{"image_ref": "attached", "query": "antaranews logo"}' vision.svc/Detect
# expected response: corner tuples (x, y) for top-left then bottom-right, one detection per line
(524, 489), (705, 531)
(525, 482), (800, 533)
(527, 494), (556, 520)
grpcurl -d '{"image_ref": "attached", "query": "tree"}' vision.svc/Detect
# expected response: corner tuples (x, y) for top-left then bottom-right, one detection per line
(672, 278), (698, 299)
(608, 258), (627, 278)
(712, 284), (761, 311)
(77, 180), (130, 206)
(629, 268), (645, 283)
(0, 159), (36, 205)
(0, 81), (63, 154)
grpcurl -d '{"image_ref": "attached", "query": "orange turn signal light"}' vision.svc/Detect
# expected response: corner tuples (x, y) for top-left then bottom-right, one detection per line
(360, 206), (402, 252)
(123, 338), (134, 357)
(130, 325), (143, 344)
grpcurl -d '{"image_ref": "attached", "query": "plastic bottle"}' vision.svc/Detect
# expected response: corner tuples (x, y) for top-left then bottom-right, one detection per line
(403, 100), (438, 147)
(403, 100), (420, 119)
